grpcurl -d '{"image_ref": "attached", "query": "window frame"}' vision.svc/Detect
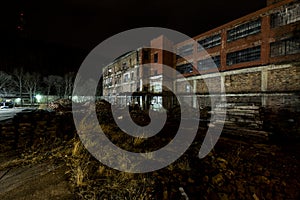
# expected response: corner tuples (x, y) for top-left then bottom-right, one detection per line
(227, 18), (261, 42)
(197, 55), (221, 71)
(177, 44), (194, 57)
(270, 37), (300, 57)
(198, 34), (221, 51)
(226, 46), (261, 66)
(176, 63), (194, 74)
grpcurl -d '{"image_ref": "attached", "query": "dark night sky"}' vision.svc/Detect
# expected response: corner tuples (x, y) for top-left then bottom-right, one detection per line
(1, 0), (266, 50)
(0, 0), (267, 74)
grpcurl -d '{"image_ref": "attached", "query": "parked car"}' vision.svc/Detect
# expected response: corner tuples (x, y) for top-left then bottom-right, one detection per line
(0, 102), (14, 109)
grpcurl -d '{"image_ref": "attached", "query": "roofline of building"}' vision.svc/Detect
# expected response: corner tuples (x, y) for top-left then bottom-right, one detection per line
(176, 0), (296, 46)
(103, 0), (298, 70)
(105, 48), (142, 68)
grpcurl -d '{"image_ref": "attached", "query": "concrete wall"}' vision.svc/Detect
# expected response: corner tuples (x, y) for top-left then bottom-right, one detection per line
(177, 62), (300, 110)
(267, 65), (300, 92)
(225, 72), (261, 93)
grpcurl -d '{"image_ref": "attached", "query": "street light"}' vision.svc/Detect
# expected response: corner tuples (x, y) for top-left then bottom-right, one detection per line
(35, 94), (42, 103)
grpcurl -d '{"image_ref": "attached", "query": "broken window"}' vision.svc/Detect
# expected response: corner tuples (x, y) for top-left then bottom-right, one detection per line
(177, 44), (194, 57)
(124, 74), (129, 82)
(227, 19), (261, 42)
(198, 34), (221, 51)
(136, 67), (140, 77)
(143, 49), (150, 60)
(115, 75), (121, 85)
(270, 37), (300, 57)
(176, 63), (194, 74)
(227, 46), (261, 65)
(197, 56), (221, 71)
(105, 77), (113, 87)
(104, 67), (113, 76)
(122, 62), (128, 70)
(154, 53), (158, 63)
(271, 4), (300, 28)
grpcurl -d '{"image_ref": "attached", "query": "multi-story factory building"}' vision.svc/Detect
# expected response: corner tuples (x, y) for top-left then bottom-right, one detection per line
(103, 0), (300, 110)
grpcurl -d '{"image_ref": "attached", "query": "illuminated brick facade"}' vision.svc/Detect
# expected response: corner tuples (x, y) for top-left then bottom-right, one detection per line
(103, 0), (300, 109)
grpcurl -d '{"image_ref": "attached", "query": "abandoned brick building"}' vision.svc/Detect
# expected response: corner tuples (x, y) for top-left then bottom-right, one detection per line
(103, 0), (300, 110)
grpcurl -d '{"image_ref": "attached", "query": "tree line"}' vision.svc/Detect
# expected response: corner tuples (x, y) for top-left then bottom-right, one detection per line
(0, 68), (75, 105)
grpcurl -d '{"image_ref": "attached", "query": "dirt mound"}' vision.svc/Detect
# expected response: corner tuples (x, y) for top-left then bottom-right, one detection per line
(48, 99), (72, 112)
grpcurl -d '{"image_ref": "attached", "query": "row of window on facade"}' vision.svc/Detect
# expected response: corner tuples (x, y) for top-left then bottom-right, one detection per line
(176, 35), (299, 73)
(176, 46), (261, 73)
(270, 37), (300, 57)
(104, 71), (137, 87)
(103, 39), (298, 78)
(104, 59), (135, 76)
(104, 83), (139, 95)
(176, 3), (300, 57)
(177, 18), (262, 57)
(176, 55), (221, 74)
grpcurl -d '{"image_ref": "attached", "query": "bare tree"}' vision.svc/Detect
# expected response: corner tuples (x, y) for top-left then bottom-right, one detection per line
(64, 72), (75, 99)
(24, 72), (40, 105)
(13, 68), (24, 105)
(43, 75), (57, 105)
(52, 75), (64, 98)
(0, 71), (12, 97)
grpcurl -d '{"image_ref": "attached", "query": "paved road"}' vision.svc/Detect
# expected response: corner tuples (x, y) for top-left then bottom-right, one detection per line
(0, 108), (36, 122)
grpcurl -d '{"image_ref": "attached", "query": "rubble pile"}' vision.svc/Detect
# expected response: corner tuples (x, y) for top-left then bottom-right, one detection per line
(48, 98), (72, 112)
(0, 110), (75, 152)
(1, 98), (299, 199)
(210, 103), (269, 141)
(263, 107), (300, 140)
(0, 121), (16, 152)
(95, 100), (114, 124)
(130, 137), (299, 200)
(65, 129), (300, 200)
(95, 100), (152, 125)
(168, 104), (203, 122)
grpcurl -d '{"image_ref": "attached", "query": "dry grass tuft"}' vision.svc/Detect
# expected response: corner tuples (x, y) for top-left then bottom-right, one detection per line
(64, 118), (156, 199)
